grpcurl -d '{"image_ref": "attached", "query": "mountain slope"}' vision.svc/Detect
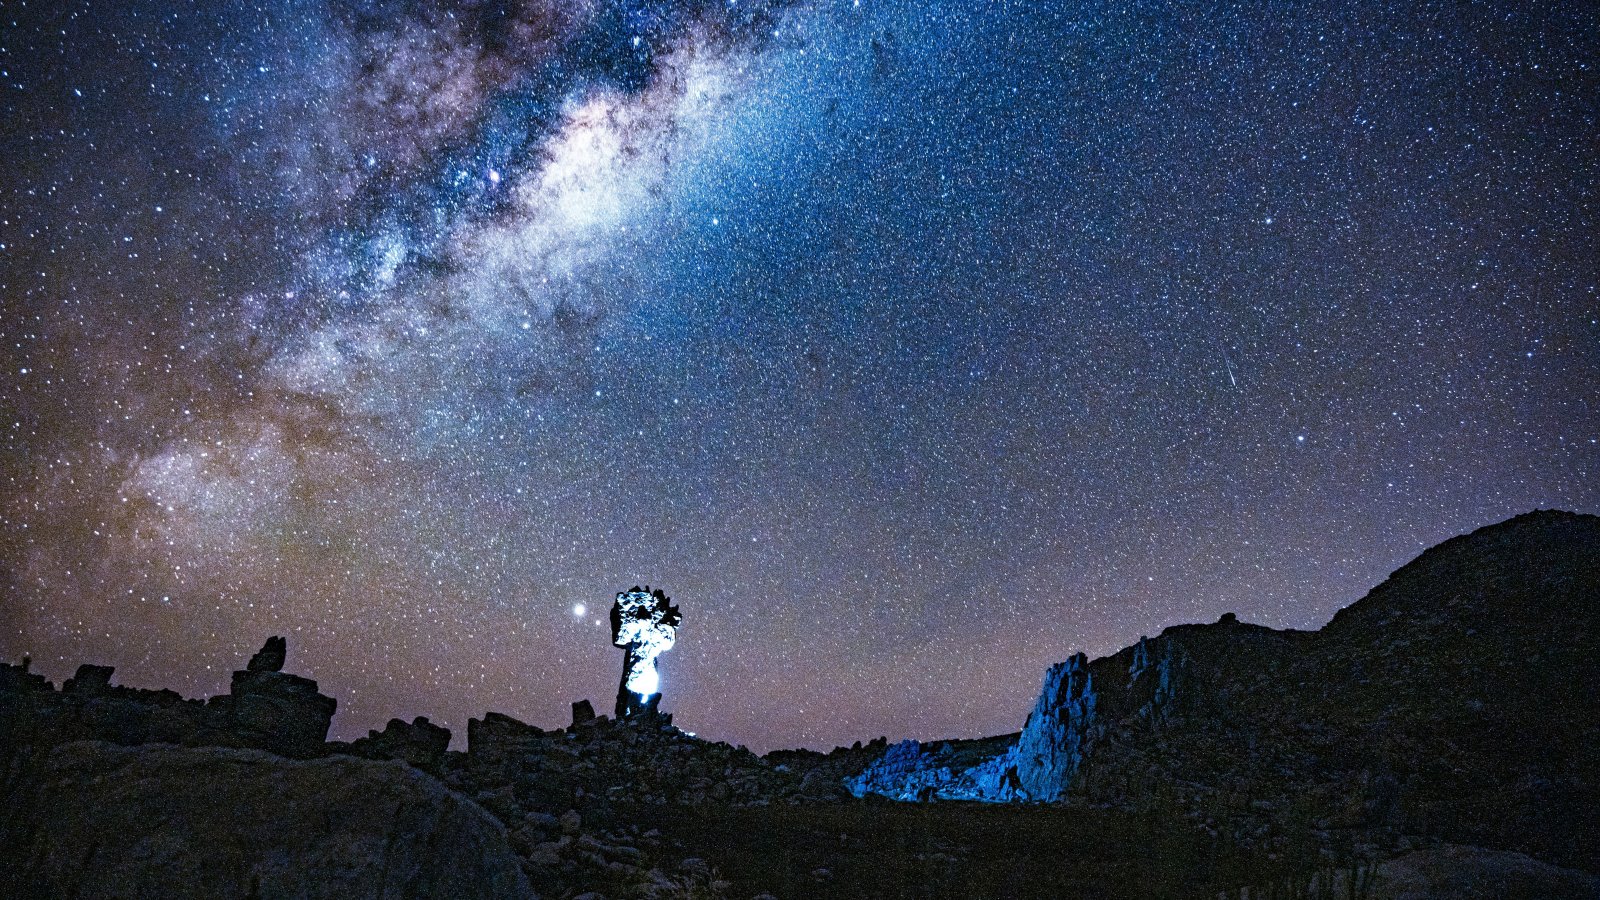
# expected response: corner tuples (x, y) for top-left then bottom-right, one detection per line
(851, 511), (1599, 873)
(1036, 509), (1600, 870)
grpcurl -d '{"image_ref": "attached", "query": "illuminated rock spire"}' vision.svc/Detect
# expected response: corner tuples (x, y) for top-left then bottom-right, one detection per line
(610, 586), (681, 718)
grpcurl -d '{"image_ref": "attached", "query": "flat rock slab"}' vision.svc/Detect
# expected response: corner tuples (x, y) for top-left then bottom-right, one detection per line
(3, 741), (536, 900)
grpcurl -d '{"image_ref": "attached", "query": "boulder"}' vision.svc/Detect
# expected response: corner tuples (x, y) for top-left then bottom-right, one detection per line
(63, 663), (116, 694)
(223, 668), (337, 758)
(0, 741), (536, 900)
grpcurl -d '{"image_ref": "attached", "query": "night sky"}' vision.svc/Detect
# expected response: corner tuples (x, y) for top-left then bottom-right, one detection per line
(2, 0), (1595, 753)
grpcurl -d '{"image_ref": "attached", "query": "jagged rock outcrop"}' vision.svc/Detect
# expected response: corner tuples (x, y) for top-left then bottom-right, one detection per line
(0, 741), (534, 900)
(845, 734), (1024, 801)
(0, 638), (335, 760)
(1014, 651), (1097, 800)
(348, 715), (452, 774)
(1012, 617), (1309, 802)
(247, 635), (287, 672)
(847, 739), (958, 801)
(960, 509), (1600, 873)
(224, 665), (337, 758)
(840, 510), (1598, 878)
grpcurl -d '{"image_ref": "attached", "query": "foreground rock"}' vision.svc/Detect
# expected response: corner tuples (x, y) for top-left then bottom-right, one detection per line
(0, 741), (534, 900)
(2, 510), (1595, 897)
(0, 654), (847, 900)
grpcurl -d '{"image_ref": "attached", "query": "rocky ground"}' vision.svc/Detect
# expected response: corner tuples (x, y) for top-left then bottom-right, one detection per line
(848, 510), (1600, 887)
(3, 510), (1597, 899)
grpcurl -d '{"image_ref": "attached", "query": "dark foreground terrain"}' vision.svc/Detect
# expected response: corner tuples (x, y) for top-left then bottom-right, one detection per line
(632, 800), (1286, 899)
(2, 510), (1597, 899)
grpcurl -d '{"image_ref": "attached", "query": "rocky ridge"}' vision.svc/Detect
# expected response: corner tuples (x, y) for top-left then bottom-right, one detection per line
(0, 644), (870, 900)
(3, 509), (1596, 897)
(849, 510), (1600, 875)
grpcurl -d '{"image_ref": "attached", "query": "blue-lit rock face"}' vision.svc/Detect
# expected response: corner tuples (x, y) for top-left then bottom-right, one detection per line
(1013, 652), (1101, 802)
(610, 587), (681, 717)
(1009, 620), (1304, 802)
(845, 736), (1026, 802)
(847, 650), (1122, 803)
(846, 630), (1225, 804)
(846, 740), (953, 801)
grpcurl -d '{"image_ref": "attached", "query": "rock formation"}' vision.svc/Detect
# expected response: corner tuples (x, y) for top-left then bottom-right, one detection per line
(855, 509), (1600, 875)
(348, 715), (451, 774)
(225, 644), (338, 758)
(247, 635), (287, 672)
(0, 637), (335, 760)
(1009, 615), (1308, 803)
(1, 510), (1595, 898)
(0, 741), (534, 900)
(610, 586), (681, 718)
(0, 647), (835, 900)
(845, 734), (1025, 801)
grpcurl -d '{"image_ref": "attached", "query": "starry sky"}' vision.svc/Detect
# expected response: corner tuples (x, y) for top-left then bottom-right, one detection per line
(1, 0), (1595, 753)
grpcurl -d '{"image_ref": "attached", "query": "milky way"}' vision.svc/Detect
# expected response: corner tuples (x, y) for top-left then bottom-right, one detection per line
(2, 0), (1596, 752)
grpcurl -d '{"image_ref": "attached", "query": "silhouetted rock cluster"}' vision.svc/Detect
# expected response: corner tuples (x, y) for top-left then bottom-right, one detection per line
(348, 715), (452, 774)
(0, 636), (335, 761)
(846, 733), (1025, 802)
(447, 707), (853, 898)
(0, 639), (851, 900)
(459, 705), (851, 816)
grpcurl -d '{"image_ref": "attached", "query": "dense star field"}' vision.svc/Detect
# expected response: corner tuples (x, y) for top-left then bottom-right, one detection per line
(1, 0), (1595, 753)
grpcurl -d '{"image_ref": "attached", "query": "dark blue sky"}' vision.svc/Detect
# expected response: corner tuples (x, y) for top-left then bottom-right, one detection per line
(2, 0), (1596, 752)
